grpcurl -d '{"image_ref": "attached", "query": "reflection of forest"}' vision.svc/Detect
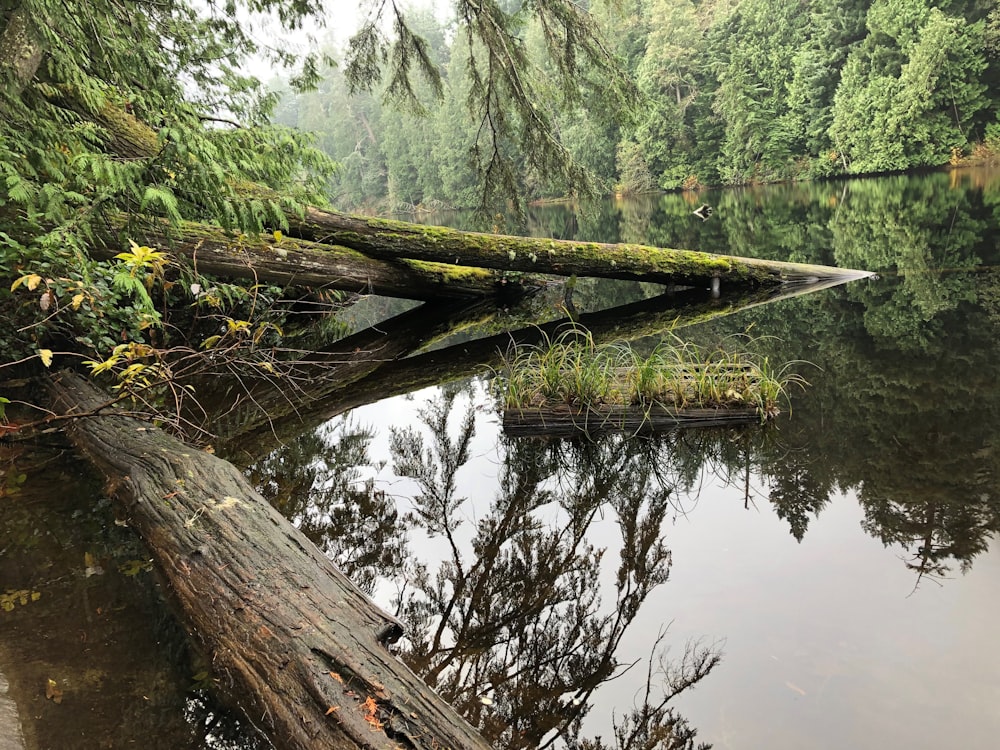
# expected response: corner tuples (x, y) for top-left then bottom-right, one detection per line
(250, 386), (740, 750)
(408, 170), (1000, 583)
(682, 171), (1000, 583)
(244, 169), (1000, 745)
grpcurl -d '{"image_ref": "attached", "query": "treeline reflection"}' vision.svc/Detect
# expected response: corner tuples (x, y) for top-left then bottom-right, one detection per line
(251, 386), (742, 749)
(247, 168), (1000, 744)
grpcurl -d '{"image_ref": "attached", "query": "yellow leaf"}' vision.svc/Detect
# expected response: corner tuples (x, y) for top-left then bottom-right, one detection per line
(38, 349), (53, 367)
(45, 678), (63, 703)
(11, 273), (41, 292)
(71, 293), (85, 310)
(273, 230), (283, 243)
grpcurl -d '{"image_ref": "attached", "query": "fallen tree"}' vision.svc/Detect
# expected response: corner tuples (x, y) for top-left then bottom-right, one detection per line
(289, 205), (872, 290)
(76, 102), (872, 298)
(94, 219), (520, 301)
(44, 370), (493, 750)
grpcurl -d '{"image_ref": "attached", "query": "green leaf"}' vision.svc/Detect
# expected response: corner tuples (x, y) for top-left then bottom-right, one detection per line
(140, 186), (181, 222)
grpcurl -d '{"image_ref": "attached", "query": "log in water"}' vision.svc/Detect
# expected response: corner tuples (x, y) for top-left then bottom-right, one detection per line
(502, 404), (764, 438)
(44, 371), (491, 750)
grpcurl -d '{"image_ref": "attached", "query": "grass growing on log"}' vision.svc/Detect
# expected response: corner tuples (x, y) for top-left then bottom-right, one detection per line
(495, 328), (808, 421)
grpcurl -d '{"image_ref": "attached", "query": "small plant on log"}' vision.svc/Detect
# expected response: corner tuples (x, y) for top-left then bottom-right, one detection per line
(494, 328), (809, 421)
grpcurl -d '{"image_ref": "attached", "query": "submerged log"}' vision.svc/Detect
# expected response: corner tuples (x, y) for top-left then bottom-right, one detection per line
(216, 280), (836, 464)
(44, 371), (491, 750)
(502, 404), (763, 438)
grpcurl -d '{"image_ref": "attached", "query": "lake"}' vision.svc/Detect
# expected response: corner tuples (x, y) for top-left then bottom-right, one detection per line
(2, 168), (999, 749)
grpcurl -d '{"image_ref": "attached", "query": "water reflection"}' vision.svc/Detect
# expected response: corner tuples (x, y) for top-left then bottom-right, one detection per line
(7, 168), (1000, 746)
(250, 385), (769, 748)
(0, 445), (270, 750)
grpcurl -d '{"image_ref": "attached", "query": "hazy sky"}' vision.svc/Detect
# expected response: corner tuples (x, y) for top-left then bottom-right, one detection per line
(239, 0), (445, 80)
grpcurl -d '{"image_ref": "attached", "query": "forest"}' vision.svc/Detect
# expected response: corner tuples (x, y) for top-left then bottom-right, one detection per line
(273, 0), (1000, 210)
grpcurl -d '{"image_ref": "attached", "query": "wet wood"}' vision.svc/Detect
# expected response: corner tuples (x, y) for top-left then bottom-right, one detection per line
(44, 371), (491, 750)
(292, 206), (874, 290)
(502, 404), (764, 437)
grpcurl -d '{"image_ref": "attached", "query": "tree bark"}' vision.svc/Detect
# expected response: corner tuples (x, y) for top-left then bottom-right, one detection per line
(92, 220), (520, 301)
(0, 4), (43, 93)
(289, 206), (872, 290)
(44, 371), (492, 750)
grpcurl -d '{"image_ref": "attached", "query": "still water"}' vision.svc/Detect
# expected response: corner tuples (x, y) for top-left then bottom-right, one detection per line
(3, 168), (1000, 748)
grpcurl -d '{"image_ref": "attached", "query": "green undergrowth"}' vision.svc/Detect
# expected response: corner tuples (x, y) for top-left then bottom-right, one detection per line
(494, 328), (809, 421)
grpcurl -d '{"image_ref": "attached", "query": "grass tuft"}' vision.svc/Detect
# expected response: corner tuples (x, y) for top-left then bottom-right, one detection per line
(494, 328), (808, 422)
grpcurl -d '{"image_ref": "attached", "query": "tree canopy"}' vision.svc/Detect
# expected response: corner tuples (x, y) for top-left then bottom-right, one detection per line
(274, 0), (1000, 207)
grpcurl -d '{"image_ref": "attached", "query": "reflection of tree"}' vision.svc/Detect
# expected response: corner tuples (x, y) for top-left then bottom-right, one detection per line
(247, 419), (407, 595)
(387, 392), (726, 749)
(568, 634), (719, 750)
(675, 174), (1000, 578)
(647, 171), (1000, 582)
(829, 174), (984, 353)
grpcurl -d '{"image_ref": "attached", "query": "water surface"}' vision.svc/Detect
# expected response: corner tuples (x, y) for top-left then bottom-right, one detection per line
(3, 168), (1000, 748)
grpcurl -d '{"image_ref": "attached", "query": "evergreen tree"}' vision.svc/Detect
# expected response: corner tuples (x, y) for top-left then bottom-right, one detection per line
(709, 0), (811, 183)
(829, 0), (989, 172)
(0, 0), (635, 359)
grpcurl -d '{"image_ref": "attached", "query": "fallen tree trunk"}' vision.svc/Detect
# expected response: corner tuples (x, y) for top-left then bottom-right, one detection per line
(94, 219), (519, 301)
(44, 370), (492, 750)
(78, 102), (872, 295)
(290, 207), (873, 290)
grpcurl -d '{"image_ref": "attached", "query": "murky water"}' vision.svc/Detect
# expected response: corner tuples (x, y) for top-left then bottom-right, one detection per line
(4, 168), (1000, 748)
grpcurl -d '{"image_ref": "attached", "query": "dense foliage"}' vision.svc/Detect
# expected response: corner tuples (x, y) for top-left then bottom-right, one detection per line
(0, 0), (631, 363)
(275, 0), (1000, 209)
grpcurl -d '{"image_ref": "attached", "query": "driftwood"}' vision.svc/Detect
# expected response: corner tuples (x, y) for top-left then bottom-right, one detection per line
(501, 404), (764, 438)
(44, 371), (491, 750)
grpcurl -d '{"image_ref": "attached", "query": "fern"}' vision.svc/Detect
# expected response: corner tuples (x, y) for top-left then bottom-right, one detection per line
(140, 186), (182, 223)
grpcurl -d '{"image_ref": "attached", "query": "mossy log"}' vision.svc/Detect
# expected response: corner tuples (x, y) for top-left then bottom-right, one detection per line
(290, 206), (873, 291)
(44, 371), (492, 750)
(94, 220), (517, 301)
(502, 405), (764, 437)
(79, 101), (872, 295)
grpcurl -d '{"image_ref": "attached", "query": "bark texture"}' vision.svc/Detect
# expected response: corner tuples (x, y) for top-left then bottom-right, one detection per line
(291, 206), (872, 290)
(94, 220), (518, 301)
(45, 371), (491, 750)
(0, 5), (43, 91)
